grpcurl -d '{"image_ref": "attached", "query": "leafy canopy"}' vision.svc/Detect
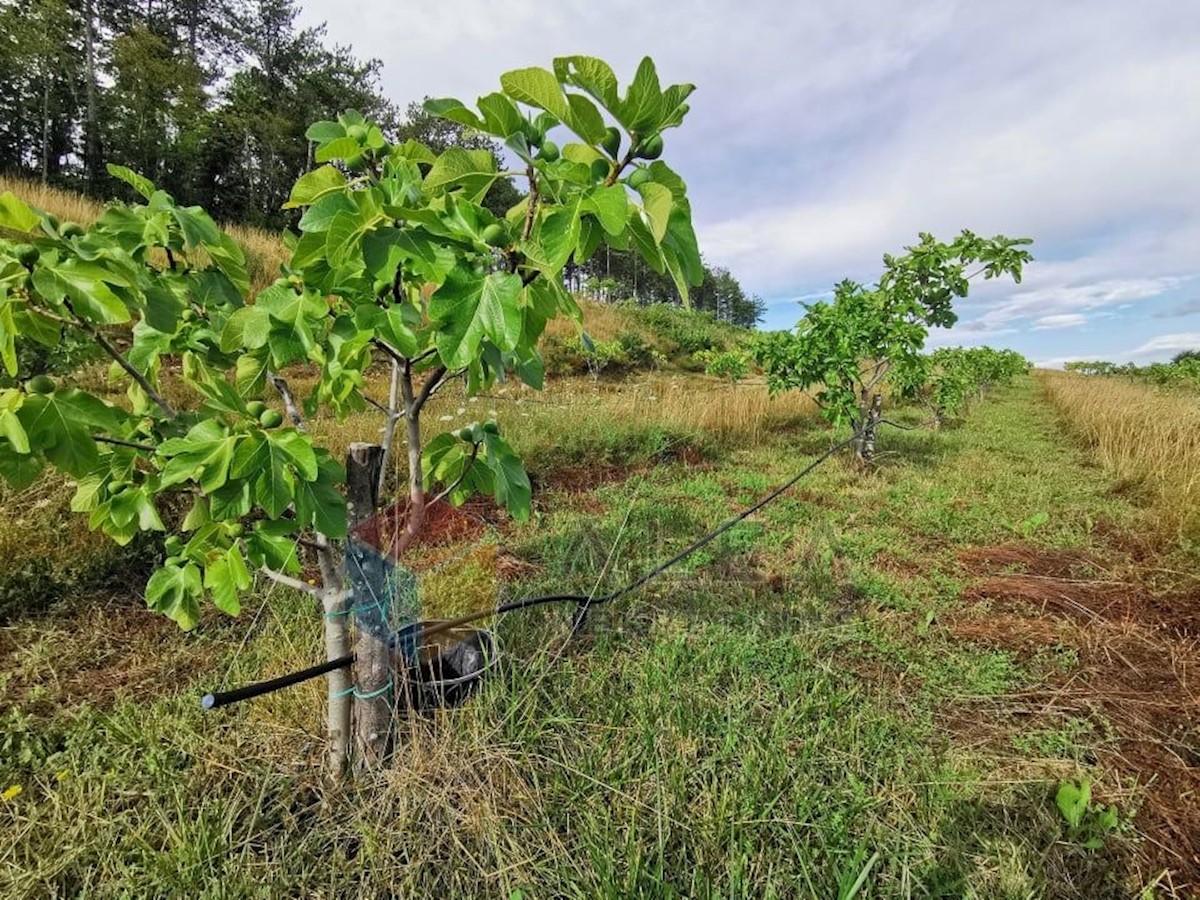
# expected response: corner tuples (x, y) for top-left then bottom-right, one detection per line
(0, 54), (703, 629)
(753, 231), (1033, 427)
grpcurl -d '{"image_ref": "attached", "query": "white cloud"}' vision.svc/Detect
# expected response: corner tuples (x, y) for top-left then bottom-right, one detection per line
(1126, 332), (1200, 360)
(926, 325), (1017, 349)
(1033, 314), (1087, 330)
(1045, 331), (1200, 368)
(295, 0), (1200, 358)
(1153, 297), (1200, 319)
(961, 276), (1190, 332)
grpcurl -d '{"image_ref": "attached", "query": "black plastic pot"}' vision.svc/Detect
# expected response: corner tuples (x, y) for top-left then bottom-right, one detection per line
(393, 621), (500, 712)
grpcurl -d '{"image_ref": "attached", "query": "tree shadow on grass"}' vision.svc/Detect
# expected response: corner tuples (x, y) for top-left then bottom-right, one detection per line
(871, 427), (961, 473)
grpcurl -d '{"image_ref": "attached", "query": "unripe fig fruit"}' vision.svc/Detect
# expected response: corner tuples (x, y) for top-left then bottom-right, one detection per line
(600, 126), (621, 158)
(481, 223), (507, 247)
(27, 374), (55, 394)
(246, 401), (267, 418)
(635, 134), (664, 160)
(627, 167), (651, 188)
(14, 244), (39, 267)
(523, 122), (544, 148)
(259, 409), (284, 429)
(537, 140), (559, 162)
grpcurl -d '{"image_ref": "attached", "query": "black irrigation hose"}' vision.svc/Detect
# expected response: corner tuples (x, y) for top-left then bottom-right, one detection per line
(202, 654), (354, 709)
(202, 428), (864, 709)
(495, 429), (863, 626)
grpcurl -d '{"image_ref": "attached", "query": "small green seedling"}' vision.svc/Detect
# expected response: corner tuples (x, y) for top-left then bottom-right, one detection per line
(1055, 777), (1121, 849)
(1016, 510), (1050, 539)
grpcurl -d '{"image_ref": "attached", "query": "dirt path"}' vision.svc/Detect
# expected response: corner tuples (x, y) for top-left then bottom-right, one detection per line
(944, 385), (1200, 895)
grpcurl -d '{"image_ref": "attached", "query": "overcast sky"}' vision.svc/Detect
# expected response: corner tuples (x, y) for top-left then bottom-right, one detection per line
(297, 0), (1199, 366)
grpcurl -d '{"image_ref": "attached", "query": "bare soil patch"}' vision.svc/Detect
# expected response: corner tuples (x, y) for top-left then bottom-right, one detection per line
(952, 542), (1200, 893)
(0, 594), (218, 713)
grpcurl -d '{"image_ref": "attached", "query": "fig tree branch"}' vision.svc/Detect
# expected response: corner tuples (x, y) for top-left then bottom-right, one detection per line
(425, 367), (467, 401)
(75, 313), (178, 419)
(94, 435), (157, 452)
(521, 165), (539, 241)
(260, 566), (320, 596)
(268, 371), (305, 430)
(605, 145), (638, 187)
(411, 364), (448, 416)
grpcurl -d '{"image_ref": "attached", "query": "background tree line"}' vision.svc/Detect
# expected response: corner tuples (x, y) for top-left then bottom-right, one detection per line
(568, 249), (765, 327)
(0, 0), (763, 324)
(0, 0), (394, 227)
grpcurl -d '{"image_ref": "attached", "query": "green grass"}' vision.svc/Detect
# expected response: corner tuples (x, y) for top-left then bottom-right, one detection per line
(0, 376), (1184, 897)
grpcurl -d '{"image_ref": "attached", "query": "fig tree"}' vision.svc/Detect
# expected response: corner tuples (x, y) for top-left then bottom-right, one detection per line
(259, 409), (284, 429)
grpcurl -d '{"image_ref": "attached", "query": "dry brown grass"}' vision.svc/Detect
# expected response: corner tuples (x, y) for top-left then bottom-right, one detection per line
(0, 175), (287, 294)
(542, 300), (662, 347)
(568, 373), (818, 445)
(297, 368), (819, 470)
(0, 176), (103, 228)
(1040, 370), (1200, 537)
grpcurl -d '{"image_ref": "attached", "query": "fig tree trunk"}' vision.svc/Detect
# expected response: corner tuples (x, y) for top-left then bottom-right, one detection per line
(345, 442), (391, 768)
(852, 393), (883, 464)
(320, 552), (352, 775)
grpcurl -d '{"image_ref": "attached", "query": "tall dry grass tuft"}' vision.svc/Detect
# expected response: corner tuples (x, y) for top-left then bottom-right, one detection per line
(1040, 370), (1200, 536)
(0, 176), (286, 294)
(541, 300), (658, 346)
(586, 374), (818, 445)
(0, 176), (103, 227)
